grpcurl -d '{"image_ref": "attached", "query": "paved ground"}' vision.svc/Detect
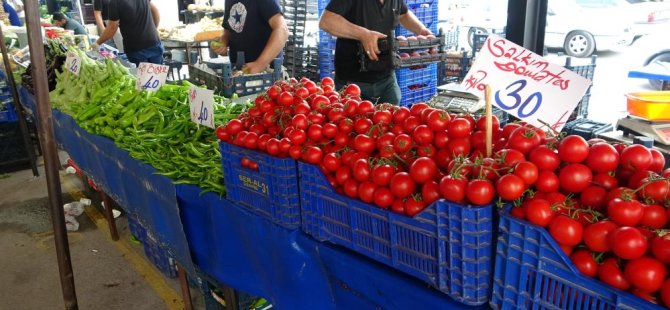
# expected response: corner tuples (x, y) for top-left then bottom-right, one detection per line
(0, 151), (203, 310)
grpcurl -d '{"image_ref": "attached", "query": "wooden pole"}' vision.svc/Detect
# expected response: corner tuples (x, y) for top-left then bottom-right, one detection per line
(485, 85), (493, 158)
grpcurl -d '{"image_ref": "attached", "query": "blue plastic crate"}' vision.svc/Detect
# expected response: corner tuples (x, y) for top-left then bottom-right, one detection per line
(396, 21), (439, 39)
(491, 206), (663, 310)
(0, 101), (18, 123)
(561, 118), (613, 140)
(219, 142), (301, 229)
(397, 63), (437, 106)
(127, 215), (178, 278)
(299, 162), (496, 306)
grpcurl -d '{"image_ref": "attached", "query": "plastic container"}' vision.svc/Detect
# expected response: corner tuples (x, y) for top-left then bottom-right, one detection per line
(0, 101), (17, 123)
(219, 142), (301, 229)
(299, 162), (496, 306)
(491, 206), (663, 310)
(625, 91), (670, 121)
(128, 215), (178, 278)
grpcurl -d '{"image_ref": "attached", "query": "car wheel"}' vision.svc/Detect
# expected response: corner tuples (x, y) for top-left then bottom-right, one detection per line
(643, 51), (670, 90)
(468, 27), (488, 49)
(563, 31), (596, 58)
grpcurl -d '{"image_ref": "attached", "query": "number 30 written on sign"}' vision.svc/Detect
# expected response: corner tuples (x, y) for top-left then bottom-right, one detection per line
(495, 80), (543, 118)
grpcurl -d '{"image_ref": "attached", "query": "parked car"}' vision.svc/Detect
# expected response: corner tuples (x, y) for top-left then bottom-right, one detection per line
(576, 0), (670, 37)
(456, 0), (635, 58)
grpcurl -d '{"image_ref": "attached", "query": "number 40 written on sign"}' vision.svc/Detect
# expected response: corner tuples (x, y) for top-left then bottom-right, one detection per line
(197, 100), (208, 124)
(142, 76), (160, 90)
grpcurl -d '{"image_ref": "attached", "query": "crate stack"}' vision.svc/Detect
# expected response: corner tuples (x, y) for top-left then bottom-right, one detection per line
(438, 51), (471, 85)
(564, 55), (597, 122)
(395, 0), (439, 37)
(282, 0), (320, 81)
(317, 0), (337, 79)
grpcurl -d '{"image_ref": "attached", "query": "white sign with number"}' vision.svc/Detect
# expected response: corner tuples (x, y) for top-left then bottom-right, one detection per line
(135, 62), (169, 92)
(189, 87), (215, 129)
(461, 35), (591, 132)
(65, 52), (81, 75)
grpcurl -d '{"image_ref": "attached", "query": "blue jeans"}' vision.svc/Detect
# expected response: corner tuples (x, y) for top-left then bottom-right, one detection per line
(126, 42), (164, 66)
(335, 72), (401, 105)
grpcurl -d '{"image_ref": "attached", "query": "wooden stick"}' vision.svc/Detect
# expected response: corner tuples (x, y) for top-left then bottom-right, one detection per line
(485, 85), (493, 158)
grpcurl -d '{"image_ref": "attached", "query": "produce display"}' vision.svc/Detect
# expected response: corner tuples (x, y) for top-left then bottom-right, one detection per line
(20, 39), (67, 93)
(50, 47), (249, 194)
(158, 17), (223, 42)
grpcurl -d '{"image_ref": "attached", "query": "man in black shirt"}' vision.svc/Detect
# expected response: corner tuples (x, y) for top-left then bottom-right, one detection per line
(320, 0), (431, 105)
(212, 0), (288, 74)
(95, 0), (162, 65)
(93, 0), (124, 52)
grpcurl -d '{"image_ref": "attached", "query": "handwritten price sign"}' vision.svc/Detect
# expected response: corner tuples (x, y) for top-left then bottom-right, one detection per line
(135, 62), (169, 92)
(189, 87), (215, 129)
(461, 35), (591, 132)
(65, 52), (81, 75)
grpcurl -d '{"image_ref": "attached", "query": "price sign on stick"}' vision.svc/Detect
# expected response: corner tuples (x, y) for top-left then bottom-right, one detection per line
(461, 35), (591, 132)
(189, 87), (215, 129)
(135, 62), (169, 92)
(65, 52), (81, 75)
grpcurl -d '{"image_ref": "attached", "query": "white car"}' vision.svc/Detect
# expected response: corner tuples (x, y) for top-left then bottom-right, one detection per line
(454, 0), (636, 57)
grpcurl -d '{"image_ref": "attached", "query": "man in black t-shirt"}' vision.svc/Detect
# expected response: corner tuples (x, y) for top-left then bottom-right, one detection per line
(212, 0), (288, 74)
(95, 0), (163, 65)
(93, 0), (124, 52)
(320, 0), (432, 105)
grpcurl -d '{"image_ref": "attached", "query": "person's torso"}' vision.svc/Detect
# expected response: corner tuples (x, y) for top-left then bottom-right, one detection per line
(334, 0), (403, 82)
(223, 0), (275, 64)
(94, 0), (110, 20)
(116, 0), (159, 53)
(65, 20), (86, 35)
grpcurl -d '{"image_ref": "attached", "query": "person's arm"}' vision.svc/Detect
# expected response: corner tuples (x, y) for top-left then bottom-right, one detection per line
(150, 1), (160, 28)
(93, 10), (105, 32)
(319, 10), (386, 61)
(212, 28), (229, 55)
(242, 13), (288, 74)
(95, 20), (119, 45)
(398, 11), (431, 36)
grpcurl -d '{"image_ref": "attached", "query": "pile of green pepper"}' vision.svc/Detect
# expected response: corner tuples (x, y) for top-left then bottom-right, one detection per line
(50, 47), (250, 195)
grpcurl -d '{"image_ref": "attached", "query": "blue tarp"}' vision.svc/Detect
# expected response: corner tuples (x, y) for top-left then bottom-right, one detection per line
(177, 184), (481, 310)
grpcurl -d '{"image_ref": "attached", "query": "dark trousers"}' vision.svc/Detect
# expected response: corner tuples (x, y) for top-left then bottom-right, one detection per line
(336, 72), (401, 105)
(126, 42), (165, 66)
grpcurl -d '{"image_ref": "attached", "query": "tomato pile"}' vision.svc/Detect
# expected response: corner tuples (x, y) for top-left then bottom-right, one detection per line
(216, 76), (670, 306)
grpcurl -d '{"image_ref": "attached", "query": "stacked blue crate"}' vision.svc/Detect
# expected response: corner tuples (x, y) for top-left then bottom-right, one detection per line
(317, 0), (336, 79)
(396, 63), (437, 107)
(395, 0), (439, 37)
(0, 78), (17, 123)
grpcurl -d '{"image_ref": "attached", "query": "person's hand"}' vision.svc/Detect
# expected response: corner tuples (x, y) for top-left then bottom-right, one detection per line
(242, 61), (267, 74)
(212, 37), (228, 56)
(418, 27), (433, 36)
(360, 29), (387, 61)
(90, 42), (100, 52)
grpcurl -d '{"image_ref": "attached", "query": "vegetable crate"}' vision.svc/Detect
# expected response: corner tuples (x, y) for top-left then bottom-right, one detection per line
(396, 0), (439, 37)
(561, 118), (613, 140)
(219, 142), (301, 229)
(318, 30), (337, 79)
(491, 207), (662, 310)
(564, 56), (596, 122)
(188, 59), (283, 98)
(127, 215), (178, 278)
(299, 162), (497, 306)
(438, 52), (472, 86)
(0, 100), (17, 123)
(396, 63), (438, 107)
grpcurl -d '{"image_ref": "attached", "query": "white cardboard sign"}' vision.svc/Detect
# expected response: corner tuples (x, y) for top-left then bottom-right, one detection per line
(189, 87), (215, 129)
(135, 62), (169, 92)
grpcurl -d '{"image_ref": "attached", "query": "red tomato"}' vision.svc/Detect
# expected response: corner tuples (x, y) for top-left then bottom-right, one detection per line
(446, 138), (471, 157)
(501, 123), (522, 139)
(266, 138), (281, 156)
(439, 175), (467, 203)
(322, 153), (341, 172)
(357, 100), (374, 114)
(412, 125), (434, 146)
(661, 279), (670, 308)
(434, 130), (450, 149)
(649, 149), (666, 173)
(352, 158), (372, 182)
(358, 181), (377, 204)
(421, 181), (441, 205)
(592, 173), (618, 190)
(514, 161), (539, 186)
(371, 164), (395, 187)
(607, 198), (644, 227)
(335, 166), (351, 186)
(344, 84), (361, 97)
(558, 164), (593, 193)
(535, 171), (560, 193)
(372, 110), (393, 125)
(620, 144), (653, 171)
(427, 110), (451, 131)
(558, 135), (590, 163)
(389, 172), (416, 199)
(288, 145), (302, 160)
(529, 145), (560, 171)
(303, 146), (323, 164)
(353, 134), (376, 154)
(495, 149), (526, 168)
(447, 118), (473, 139)
(373, 187), (394, 209)
(639, 179), (669, 204)
(640, 204), (668, 229)
(570, 250), (598, 277)
(393, 134), (414, 153)
(409, 157), (438, 184)
(598, 258), (630, 291)
(606, 187), (638, 203)
(625, 257), (667, 293)
(405, 197), (427, 217)
(475, 115), (500, 132)
(524, 199), (555, 227)
(579, 186), (607, 210)
(465, 179), (495, 205)
(343, 179), (359, 198)
(496, 174), (526, 201)
(586, 142), (620, 173)
(307, 124), (324, 142)
(392, 107), (410, 124)
(548, 215), (583, 246)
(609, 226), (648, 260)
(409, 103), (430, 117)
(652, 233), (670, 264)
(583, 220), (618, 252)
(506, 126), (542, 154)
